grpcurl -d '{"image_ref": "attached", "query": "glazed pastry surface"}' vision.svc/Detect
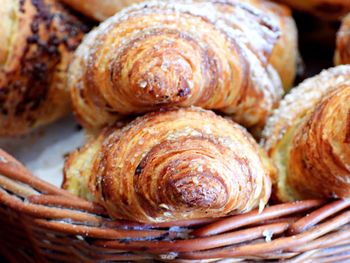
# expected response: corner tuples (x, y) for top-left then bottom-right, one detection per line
(262, 66), (350, 201)
(64, 107), (274, 223)
(69, 0), (298, 132)
(0, 0), (87, 136)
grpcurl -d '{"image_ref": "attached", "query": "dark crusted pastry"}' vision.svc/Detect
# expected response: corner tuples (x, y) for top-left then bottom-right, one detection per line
(0, 0), (87, 136)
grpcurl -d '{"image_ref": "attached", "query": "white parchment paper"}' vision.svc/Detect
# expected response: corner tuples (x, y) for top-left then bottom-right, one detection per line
(0, 115), (85, 187)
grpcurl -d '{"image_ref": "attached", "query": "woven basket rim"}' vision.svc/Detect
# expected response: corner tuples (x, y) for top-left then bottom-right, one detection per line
(1, 148), (350, 261)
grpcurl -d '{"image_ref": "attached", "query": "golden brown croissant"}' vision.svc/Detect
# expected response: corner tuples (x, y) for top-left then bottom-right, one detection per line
(63, 107), (274, 223)
(58, 0), (298, 89)
(0, 0), (87, 136)
(276, 0), (350, 21)
(69, 0), (298, 132)
(335, 13), (350, 65)
(262, 66), (350, 201)
(209, 0), (298, 89)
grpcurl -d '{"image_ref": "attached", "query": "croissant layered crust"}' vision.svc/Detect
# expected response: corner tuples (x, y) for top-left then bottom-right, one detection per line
(276, 0), (350, 21)
(69, 0), (297, 132)
(262, 66), (350, 201)
(335, 13), (350, 66)
(64, 107), (273, 223)
(0, 0), (87, 136)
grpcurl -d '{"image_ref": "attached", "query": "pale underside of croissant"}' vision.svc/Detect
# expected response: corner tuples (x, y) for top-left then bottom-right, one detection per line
(0, 0), (87, 136)
(335, 13), (350, 66)
(64, 107), (273, 223)
(276, 0), (350, 21)
(69, 0), (298, 132)
(262, 66), (350, 201)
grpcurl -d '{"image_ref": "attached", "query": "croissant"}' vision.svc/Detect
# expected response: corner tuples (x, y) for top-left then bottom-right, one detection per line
(63, 107), (274, 223)
(276, 0), (350, 21)
(0, 0), (87, 136)
(69, 0), (298, 132)
(335, 13), (350, 66)
(262, 66), (350, 201)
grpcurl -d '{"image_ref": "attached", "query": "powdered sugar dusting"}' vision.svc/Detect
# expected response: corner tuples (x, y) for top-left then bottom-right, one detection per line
(262, 65), (350, 150)
(71, 0), (284, 129)
(138, 80), (148, 89)
(77, 0), (281, 81)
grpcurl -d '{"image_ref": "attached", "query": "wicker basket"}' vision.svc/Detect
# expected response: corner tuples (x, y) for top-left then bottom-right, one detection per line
(0, 148), (350, 263)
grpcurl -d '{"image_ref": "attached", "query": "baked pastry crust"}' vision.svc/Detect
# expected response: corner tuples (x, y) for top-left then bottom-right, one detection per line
(60, 0), (298, 89)
(262, 66), (350, 201)
(335, 13), (350, 66)
(69, 0), (298, 132)
(0, 0), (87, 136)
(64, 107), (274, 223)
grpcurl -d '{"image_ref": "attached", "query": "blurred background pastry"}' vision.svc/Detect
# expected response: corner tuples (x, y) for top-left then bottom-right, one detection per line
(276, 0), (350, 21)
(0, 0), (88, 136)
(60, 0), (143, 21)
(335, 13), (350, 65)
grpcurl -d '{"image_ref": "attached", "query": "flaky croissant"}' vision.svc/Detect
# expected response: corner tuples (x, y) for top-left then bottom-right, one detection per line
(262, 66), (350, 201)
(335, 13), (350, 66)
(69, 0), (298, 132)
(276, 0), (350, 21)
(64, 107), (274, 223)
(59, 0), (298, 87)
(0, 0), (87, 136)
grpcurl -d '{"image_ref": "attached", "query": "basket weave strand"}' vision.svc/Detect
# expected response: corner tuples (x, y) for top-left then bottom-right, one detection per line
(0, 149), (350, 262)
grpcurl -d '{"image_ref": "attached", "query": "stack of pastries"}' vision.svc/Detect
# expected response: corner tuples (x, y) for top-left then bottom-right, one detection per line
(63, 0), (296, 223)
(1, 0), (349, 224)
